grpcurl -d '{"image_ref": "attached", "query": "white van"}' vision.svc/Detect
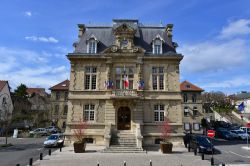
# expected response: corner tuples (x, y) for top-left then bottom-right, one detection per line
(240, 127), (250, 134)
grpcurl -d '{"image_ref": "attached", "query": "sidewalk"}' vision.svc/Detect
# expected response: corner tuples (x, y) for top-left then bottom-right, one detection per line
(34, 145), (211, 166)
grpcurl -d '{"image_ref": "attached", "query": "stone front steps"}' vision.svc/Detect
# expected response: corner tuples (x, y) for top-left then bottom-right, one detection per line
(102, 131), (145, 153)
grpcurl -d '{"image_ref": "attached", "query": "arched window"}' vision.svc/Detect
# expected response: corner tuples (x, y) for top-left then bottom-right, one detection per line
(152, 35), (164, 54)
(87, 36), (98, 54)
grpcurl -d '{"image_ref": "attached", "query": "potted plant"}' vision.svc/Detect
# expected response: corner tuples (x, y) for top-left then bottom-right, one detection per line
(72, 120), (88, 153)
(159, 118), (173, 153)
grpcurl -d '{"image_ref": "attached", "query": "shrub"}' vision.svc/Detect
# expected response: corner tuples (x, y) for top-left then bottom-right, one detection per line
(72, 120), (88, 143)
(159, 118), (171, 143)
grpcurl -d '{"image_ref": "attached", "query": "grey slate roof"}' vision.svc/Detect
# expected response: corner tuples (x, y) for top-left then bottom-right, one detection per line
(74, 20), (176, 54)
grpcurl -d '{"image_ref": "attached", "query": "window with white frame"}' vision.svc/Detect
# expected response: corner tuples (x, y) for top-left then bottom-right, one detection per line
(85, 67), (97, 90)
(184, 106), (189, 116)
(193, 123), (200, 131)
(115, 67), (134, 89)
(84, 104), (95, 121)
(153, 39), (162, 54)
(154, 104), (164, 122)
(87, 39), (97, 54)
(184, 123), (190, 131)
(152, 67), (164, 90)
(193, 106), (198, 116)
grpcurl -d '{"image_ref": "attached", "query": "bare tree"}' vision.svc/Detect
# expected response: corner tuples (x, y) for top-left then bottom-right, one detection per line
(0, 93), (12, 145)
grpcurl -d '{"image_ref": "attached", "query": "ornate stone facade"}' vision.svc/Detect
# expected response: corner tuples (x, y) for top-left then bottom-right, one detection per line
(65, 19), (184, 147)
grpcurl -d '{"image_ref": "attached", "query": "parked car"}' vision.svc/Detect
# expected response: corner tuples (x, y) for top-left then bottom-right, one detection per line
(44, 133), (64, 148)
(46, 126), (59, 133)
(240, 127), (250, 134)
(218, 130), (238, 140)
(189, 135), (215, 153)
(29, 128), (48, 136)
(230, 130), (249, 140)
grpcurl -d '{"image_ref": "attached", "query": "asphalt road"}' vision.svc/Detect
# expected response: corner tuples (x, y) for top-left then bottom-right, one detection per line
(203, 139), (250, 165)
(0, 137), (57, 166)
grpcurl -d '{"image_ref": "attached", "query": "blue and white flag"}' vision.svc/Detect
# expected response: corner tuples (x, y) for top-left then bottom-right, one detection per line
(137, 80), (145, 90)
(105, 80), (113, 89)
(238, 102), (245, 112)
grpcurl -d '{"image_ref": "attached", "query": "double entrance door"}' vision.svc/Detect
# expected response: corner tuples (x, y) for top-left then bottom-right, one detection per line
(117, 107), (131, 130)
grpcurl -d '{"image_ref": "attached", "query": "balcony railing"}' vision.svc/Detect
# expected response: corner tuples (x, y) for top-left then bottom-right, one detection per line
(111, 89), (138, 98)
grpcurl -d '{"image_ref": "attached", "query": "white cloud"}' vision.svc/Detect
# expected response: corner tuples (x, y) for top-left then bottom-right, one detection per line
(0, 46), (69, 90)
(201, 76), (250, 89)
(24, 11), (32, 17)
(25, 36), (59, 43)
(219, 19), (250, 39)
(179, 39), (248, 73)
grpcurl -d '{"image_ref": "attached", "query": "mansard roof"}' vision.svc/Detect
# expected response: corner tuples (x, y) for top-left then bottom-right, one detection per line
(180, 80), (204, 92)
(73, 19), (177, 54)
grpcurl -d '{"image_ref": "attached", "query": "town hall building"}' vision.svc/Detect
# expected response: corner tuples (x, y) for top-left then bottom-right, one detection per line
(65, 19), (184, 150)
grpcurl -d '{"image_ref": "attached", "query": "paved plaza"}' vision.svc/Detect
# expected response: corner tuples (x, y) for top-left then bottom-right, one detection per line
(33, 145), (211, 166)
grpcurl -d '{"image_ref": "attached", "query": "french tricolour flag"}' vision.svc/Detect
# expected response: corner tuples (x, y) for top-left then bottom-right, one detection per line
(123, 74), (129, 89)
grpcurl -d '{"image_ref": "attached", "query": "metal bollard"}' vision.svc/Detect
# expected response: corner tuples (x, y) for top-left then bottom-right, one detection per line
(124, 161), (126, 166)
(201, 152), (204, 160)
(16, 164), (20, 166)
(188, 145), (190, 152)
(150, 159), (152, 166)
(194, 148), (197, 156)
(221, 164), (225, 166)
(49, 149), (51, 155)
(29, 158), (33, 166)
(40, 153), (43, 160)
(97, 162), (100, 166)
(60, 147), (62, 152)
(211, 157), (214, 166)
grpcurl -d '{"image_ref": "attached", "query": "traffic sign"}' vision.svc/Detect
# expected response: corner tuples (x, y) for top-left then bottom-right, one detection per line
(207, 130), (215, 138)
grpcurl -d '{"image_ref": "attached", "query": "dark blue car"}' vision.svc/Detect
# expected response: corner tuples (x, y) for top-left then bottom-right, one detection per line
(190, 135), (215, 154)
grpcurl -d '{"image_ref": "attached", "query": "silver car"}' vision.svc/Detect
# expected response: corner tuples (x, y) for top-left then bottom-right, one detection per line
(29, 128), (48, 136)
(44, 134), (64, 148)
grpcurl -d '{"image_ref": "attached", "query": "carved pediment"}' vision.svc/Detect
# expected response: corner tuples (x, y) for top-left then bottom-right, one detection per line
(113, 23), (136, 36)
(102, 45), (145, 54)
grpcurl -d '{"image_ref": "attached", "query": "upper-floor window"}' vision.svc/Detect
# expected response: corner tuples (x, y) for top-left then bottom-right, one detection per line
(2, 97), (6, 106)
(154, 104), (164, 122)
(84, 104), (95, 121)
(184, 106), (189, 117)
(115, 67), (134, 89)
(87, 36), (98, 54)
(152, 36), (164, 54)
(193, 106), (198, 116)
(183, 94), (188, 103)
(54, 105), (59, 115)
(85, 67), (97, 90)
(56, 92), (60, 100)
(192, 94), (197, 103)
(63, 105), (68, 115)
(152, 67), (164, 90)
(64, 92), (68, 101)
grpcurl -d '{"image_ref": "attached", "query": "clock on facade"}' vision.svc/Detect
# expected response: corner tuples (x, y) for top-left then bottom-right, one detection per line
(121, 39), (128, 48)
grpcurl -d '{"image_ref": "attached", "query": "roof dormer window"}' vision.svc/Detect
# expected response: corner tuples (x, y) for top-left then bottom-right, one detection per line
(87, 35), (98, 54)
(152, 35), (164, 54)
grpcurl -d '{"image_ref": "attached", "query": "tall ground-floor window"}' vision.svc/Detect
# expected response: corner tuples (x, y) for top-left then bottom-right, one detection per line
(84, 104), (95, 121)
(154, 104), (164, 122)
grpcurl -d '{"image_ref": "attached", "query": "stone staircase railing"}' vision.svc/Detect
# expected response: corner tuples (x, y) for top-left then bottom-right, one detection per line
(104, 123), (112, 148)
(135, 123), (143, 148)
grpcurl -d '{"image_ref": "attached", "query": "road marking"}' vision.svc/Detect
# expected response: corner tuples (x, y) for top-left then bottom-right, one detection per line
(229, 151), (250, 158)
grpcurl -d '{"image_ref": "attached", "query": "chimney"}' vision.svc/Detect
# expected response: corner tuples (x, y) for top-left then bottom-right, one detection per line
(78, 24), (85, 39)
(166, 24), (173, 44)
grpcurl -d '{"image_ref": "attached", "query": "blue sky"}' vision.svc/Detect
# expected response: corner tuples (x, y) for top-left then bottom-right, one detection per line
(0, 0), (250, 94)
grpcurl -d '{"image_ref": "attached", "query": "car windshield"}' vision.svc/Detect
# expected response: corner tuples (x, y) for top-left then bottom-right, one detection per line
(237, 130), (245, 134)
(222, 131), (230, 134)
(196, 136), (211, 145)
(47, 135), (58, 140)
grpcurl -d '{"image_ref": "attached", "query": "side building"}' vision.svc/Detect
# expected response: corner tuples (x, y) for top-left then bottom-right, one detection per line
(180, 81), (205, 133)
(65, 19), (184, 149)
(49, 80), (69, 130)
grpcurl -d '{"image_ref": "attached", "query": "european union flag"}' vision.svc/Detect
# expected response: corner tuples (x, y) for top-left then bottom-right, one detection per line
(238, 102), (245, 112)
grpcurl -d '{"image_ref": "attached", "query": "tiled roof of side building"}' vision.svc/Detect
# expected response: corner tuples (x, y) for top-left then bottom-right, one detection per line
(0, 80), (8, 91)
(74, 20), (176, 54)
(49, 80), (69, 91)
(180, 80), (204, 92)
(26, 88), (46, 95)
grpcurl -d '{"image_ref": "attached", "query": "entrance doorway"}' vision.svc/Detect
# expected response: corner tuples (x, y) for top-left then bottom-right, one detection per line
(117, 107), (131, 130)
